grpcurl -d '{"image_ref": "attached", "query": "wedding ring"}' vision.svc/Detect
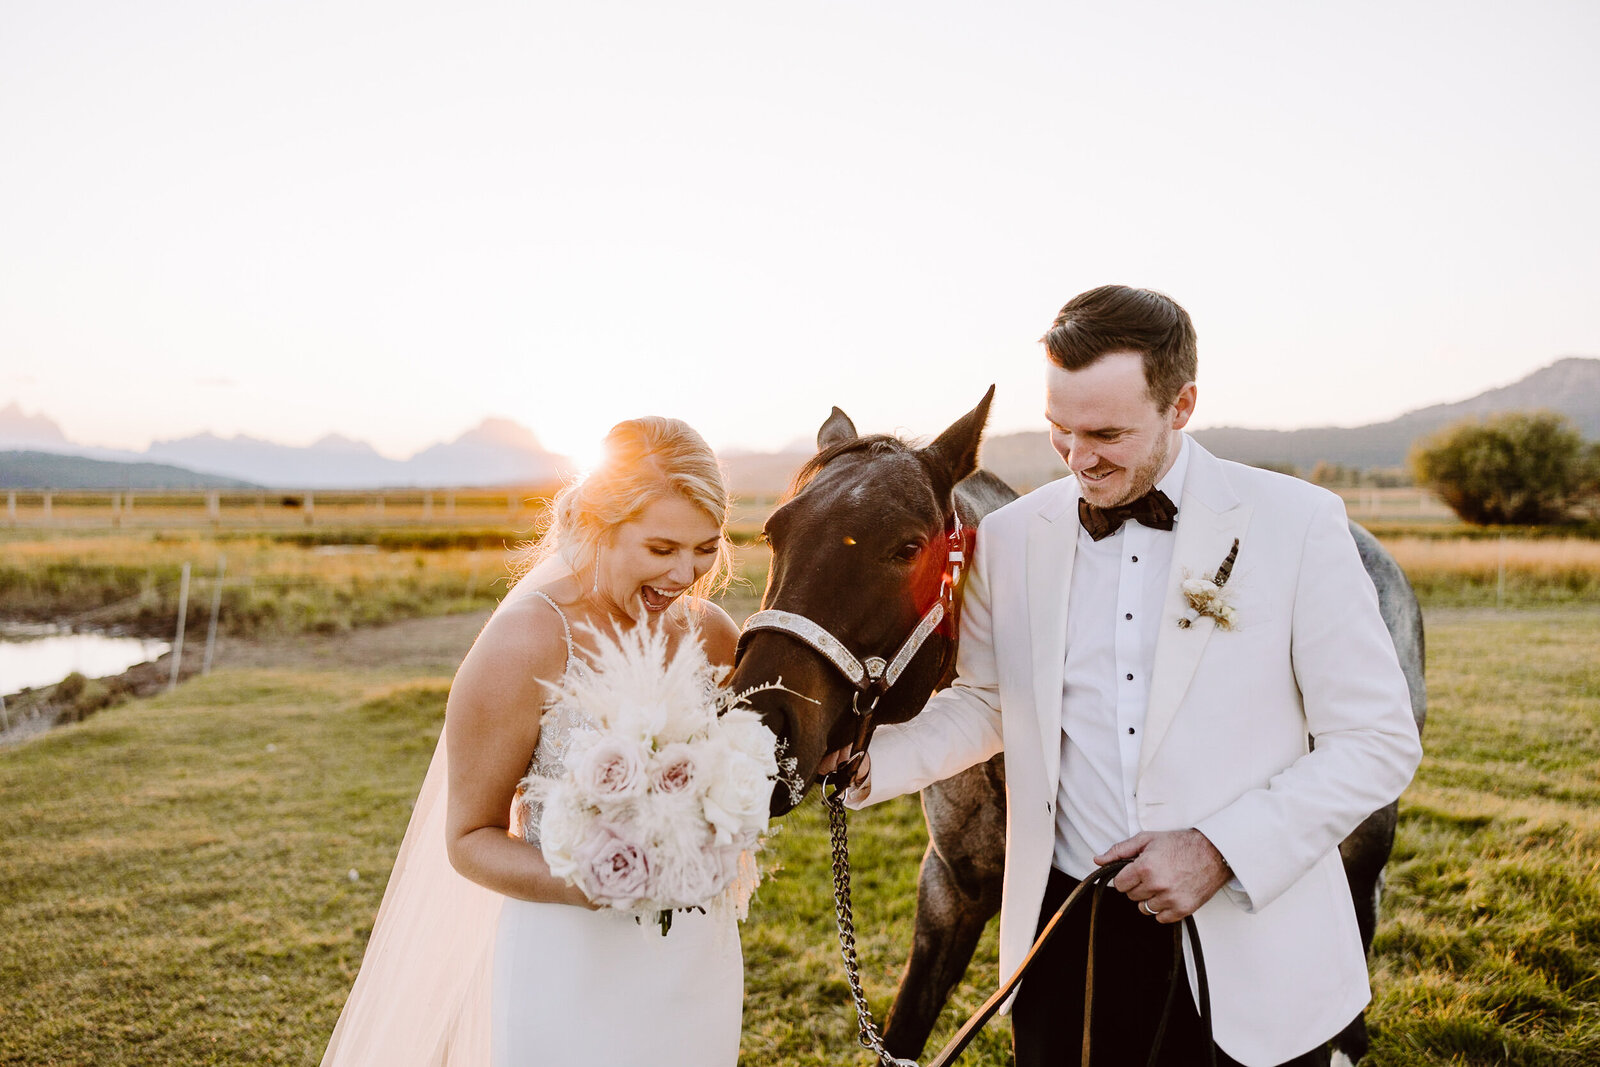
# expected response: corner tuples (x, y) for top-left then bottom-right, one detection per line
(1139, 900), (1157, 916)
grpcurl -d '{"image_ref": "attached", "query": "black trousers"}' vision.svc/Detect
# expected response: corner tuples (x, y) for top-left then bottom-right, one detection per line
(1012, 867), (1331, 1067)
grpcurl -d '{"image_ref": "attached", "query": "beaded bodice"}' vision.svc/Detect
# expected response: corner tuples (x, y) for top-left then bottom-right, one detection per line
(510, 591), (593, 848)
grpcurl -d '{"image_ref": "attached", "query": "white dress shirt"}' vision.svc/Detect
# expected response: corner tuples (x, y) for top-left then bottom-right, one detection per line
(1053, 436), (1191, 878)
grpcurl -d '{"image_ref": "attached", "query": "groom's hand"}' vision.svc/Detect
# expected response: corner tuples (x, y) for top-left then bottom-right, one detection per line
(1096, 829), (1232, 924)
(816, 746), (871, 801)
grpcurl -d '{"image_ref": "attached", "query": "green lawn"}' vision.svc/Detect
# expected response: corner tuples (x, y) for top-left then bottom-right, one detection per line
(1, 608), (1596, 1065)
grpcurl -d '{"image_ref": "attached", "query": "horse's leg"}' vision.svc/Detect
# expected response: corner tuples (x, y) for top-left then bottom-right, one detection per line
(882, 759), (1007, 1059)
(1331, 801), (1397, 1066)
(882, 841), (1000, 1060)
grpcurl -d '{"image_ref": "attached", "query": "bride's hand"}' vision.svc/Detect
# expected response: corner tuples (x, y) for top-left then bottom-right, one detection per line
(550, 879), (601, 910)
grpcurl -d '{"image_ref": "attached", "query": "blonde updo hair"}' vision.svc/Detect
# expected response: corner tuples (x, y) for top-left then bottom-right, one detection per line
(515, 416), (733, 599)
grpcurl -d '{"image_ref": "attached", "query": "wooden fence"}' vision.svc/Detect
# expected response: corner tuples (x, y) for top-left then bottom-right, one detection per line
(0, 487), (557, 530)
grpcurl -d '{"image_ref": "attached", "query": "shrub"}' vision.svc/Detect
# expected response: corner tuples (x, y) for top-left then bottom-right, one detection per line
(54, 672), (88, 702)
(1409, 412), (1592, 525)
(1582, 443), (1600, 521)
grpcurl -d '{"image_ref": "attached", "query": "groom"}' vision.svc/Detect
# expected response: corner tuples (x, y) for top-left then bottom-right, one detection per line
(839, 286), (1422, 1066)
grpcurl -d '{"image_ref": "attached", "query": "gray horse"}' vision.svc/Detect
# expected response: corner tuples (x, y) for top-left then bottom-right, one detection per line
(730, 396), (1426, 1066)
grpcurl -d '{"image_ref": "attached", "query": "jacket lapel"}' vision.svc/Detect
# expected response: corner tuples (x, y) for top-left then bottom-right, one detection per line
(1027, 485), (1078, 790)
(1140, 442), (1253, 779)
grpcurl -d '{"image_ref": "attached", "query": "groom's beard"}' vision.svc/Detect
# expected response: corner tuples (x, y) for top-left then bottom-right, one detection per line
(1095, 430), (1171, 508)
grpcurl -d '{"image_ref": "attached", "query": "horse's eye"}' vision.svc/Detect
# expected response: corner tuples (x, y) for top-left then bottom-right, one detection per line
(893, 542), (921, 563)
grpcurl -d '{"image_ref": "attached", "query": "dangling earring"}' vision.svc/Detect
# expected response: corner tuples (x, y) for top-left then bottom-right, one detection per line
(591, 548), (602, 598)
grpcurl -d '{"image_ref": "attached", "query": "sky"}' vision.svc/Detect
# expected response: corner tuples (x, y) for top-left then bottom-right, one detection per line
(4, 0), (1597, 470)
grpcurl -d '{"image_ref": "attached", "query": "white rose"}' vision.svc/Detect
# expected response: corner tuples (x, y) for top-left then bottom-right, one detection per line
(536, 789), (590, 879)
(717, 711), (779, 776)
(703, 751), (773, 844)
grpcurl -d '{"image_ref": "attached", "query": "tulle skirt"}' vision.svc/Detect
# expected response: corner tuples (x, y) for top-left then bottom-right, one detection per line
(491, 898), (742, 1066)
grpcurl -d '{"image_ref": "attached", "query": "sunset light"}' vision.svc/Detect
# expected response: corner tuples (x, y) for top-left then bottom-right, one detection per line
(5, 2), (1595, 468)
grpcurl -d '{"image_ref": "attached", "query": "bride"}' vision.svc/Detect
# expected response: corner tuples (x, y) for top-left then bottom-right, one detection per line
(321, 416), (745, 1066)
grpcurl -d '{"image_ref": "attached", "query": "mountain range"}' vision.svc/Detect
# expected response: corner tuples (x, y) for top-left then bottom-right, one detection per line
(0, 413), (574, 490)
(723, 357), (1600, 493)
(4, 357), (1595, 492)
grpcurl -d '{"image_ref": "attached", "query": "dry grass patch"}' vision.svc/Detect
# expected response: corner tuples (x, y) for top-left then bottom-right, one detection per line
(1386, 537), (1600, 606)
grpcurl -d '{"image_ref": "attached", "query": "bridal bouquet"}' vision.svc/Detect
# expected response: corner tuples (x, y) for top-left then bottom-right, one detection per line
(525, 621), (788, 933)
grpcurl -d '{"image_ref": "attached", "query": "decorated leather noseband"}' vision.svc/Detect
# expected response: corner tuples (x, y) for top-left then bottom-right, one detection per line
(737, 511), (972, 741)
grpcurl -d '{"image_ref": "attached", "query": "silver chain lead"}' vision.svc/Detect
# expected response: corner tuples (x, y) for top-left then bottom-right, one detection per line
(825, 785), (921, 1067)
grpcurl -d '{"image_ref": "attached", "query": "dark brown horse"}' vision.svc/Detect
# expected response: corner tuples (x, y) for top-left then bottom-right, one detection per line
(730, 397), (1426, 1066)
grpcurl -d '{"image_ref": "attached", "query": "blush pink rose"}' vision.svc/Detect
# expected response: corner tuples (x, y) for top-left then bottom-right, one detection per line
(650, 743), (699, 795)
(572, 736), (649, 802)
(575, 824), (653, 906)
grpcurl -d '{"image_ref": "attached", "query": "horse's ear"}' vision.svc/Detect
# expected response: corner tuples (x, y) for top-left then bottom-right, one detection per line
(922, 386), (995, 499)
(817, 406), (858, 451)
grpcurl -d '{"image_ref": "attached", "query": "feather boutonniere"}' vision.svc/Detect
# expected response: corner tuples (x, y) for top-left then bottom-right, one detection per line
(1178, 538), (1240, 631)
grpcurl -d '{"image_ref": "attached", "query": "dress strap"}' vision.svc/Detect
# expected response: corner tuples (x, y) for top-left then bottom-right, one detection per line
(526, 590), (574, 673)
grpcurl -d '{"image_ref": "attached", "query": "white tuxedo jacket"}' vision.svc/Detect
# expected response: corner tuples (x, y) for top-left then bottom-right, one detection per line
(855, 438), (1422, 1067)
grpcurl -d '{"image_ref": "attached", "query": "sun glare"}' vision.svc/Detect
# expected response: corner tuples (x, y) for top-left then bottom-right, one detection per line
(539, 416), (611, 478)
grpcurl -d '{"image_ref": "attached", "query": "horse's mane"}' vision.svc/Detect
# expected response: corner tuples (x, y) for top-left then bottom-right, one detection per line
(782, 434), (917, 504)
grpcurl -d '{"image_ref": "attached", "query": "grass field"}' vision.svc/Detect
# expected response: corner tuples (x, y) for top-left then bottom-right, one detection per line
(2, 606), (1596, 1065)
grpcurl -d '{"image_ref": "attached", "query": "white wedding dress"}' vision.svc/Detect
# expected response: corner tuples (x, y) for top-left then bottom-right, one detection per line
(321, 587), (743, 1067)
(493, 591), (743, 1065)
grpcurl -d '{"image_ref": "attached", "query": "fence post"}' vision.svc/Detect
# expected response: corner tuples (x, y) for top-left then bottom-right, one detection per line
(1, 692), (8, 733)
(305, 490), (315, 526)
(169, 563), (192, 691)
(6, 491), (13, 524)
(202, 555), (226, 675)
(1496, 533), (1506, 611)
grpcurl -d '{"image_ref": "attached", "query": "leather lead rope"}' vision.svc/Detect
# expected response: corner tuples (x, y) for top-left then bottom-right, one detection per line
(822, 772), (1215, 1067)
(921, 860), (1215, 1067)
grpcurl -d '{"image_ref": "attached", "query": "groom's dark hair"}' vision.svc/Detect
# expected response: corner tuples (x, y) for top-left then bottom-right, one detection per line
(1041, 285), (1197, 410)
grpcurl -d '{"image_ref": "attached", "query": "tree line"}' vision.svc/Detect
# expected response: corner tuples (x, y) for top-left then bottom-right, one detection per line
(1409, 412), (1600, 526)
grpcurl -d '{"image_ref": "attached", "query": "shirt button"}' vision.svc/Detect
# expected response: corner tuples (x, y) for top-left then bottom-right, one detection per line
(1126, 673), (1134, 681)
(1128, 727), (1136, 735)
(1125, 612), (1133, 621)
(1131, 555), (1139, 562)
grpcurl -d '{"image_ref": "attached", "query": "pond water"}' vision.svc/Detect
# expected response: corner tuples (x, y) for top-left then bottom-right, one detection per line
(0, 630), (172, 694)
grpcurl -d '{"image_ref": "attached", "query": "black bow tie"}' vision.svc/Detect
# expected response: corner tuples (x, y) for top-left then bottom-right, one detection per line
(1078, 489), (1177, 541)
